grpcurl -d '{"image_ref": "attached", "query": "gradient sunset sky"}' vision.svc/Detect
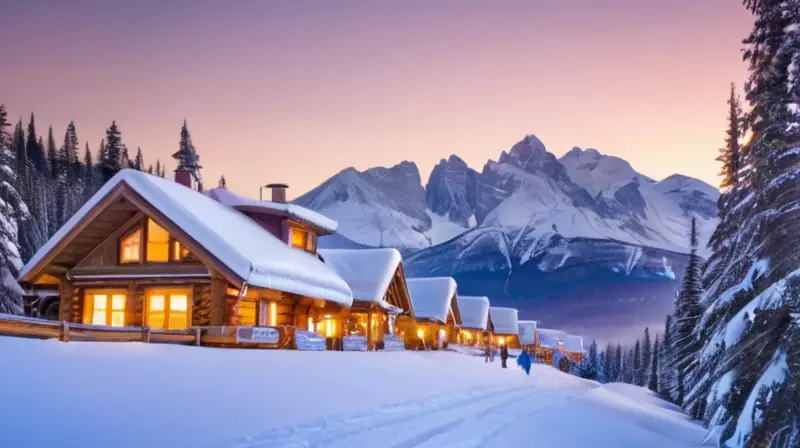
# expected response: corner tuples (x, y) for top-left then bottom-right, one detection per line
(2, 0), (752, 199)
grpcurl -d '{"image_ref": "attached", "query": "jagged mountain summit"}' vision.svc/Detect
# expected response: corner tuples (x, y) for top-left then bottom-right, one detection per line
(294, 134), (719, 342)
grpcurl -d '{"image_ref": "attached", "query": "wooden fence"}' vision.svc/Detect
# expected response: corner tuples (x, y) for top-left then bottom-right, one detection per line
(0, 313), (200, 345)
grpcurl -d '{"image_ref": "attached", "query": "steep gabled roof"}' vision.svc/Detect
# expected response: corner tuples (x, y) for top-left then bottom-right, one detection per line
(406, 277), (457, 324)
(489, 307), (519, 335)
(457, 296), (490, 330)
(207, 187), (337, 233)
(537, 328), (584, 354)
(18, 170), (352, 306)
(518, 320), (538, 345)
(319, 248), (412, 314)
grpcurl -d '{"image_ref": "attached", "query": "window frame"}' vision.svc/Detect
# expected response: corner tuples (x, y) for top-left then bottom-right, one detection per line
(84, 289), (129, 327)
(117, 217), (195, 265)
(144, 287), (193, 330)
(289, 225), (318, 254)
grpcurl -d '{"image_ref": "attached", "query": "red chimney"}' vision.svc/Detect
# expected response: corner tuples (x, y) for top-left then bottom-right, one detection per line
(266, 183), (288, 203)
(175, 170), (192, 188)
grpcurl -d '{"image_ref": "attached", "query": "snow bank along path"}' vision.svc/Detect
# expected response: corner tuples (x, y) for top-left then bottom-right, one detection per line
(0, 336), (706, 448)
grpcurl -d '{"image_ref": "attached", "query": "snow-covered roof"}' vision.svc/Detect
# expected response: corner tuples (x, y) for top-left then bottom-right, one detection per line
(536, 328), (584, 353)
(318, 248), (402, 303)
(406, 277), (457, 323)
(564, 335), (584, 353)
(207, 187), (338, 233)
(489, 307), (519, 335)
(518, 320), (538, 345)
(537, 328), (562, 349)
(456, 296), (489, 330)
(18, 170), (353, 306)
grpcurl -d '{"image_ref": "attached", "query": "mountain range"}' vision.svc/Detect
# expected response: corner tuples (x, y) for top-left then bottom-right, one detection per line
(294, 134), (720, 343)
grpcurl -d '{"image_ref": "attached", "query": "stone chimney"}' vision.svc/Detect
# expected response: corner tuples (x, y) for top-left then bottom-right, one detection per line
(266, 183), (288, 203)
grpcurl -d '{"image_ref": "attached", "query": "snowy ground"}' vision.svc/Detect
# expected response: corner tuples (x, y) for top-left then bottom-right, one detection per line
(0, 337), (708, 448)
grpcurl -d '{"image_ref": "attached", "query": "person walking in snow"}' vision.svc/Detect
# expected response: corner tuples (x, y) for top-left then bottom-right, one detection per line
(484, 338), (492, 363)
(500, 344), (509, 368)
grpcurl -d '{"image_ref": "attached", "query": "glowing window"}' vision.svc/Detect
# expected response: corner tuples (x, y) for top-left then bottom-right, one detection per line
(269, 301), (277, 327)
(173, 241), (190, 261)
(146, 289), (191, 330)
(290, 228), (307, 249)
(146, 219), (170, 262)
(86, 292), (127, 327)
(120, 229), (141, 263)
(238, 299), (256, 326)
(305, 233), (317, 252)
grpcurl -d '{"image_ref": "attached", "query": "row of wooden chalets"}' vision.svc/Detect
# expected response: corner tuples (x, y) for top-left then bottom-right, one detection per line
(11, 168), (584, 363)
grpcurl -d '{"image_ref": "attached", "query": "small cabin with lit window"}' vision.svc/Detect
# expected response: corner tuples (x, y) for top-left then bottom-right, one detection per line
(488, 307), (520, 349)
(207, 184), (336, 257)
(455, 296), (490, 346)
(17, 169), (352, 347)
(318, 248), (414, 350)
(535, 328), (584, 370)
(403, 277), (461, 350)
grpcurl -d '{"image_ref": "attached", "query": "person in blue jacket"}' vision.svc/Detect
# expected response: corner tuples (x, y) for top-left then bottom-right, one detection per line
(517, 349), (532, 375)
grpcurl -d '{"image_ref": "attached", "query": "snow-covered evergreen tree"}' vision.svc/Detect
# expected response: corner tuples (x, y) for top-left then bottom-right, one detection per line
(603, 342), (614, 383)
(672, 217), (704, 400)
(576, 339), (600, 381)
(46, 126), (58, 179)
(641, 327), (652, 387)
(633, 339), (642, 386)
(0, 105), (28, 314)
(684, 1), (800, 443)
(659, 314), (675, 399)
(614, 344), (623, 382)
(172, 120), (201, 184)
(648, 334), (660, 392)
(134, 147), (144, 171)
(100, 121), (122, 182)
(25, 114), (46, 174)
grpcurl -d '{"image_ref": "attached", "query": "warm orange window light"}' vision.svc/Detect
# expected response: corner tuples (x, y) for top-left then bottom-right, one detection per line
(120, 229), (141, 263)
(146, 289), (190, 330)
(173, 240), (190, 261)
(269, 301), (277, 327)
(290, 228), (307, 249)
(417, 328), (425, 339)
(87, 292), (126, 327)
(146, 219), (170, 262)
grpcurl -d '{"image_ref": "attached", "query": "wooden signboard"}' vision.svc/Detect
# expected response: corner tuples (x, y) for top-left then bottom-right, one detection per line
(236, 326), (280, 344)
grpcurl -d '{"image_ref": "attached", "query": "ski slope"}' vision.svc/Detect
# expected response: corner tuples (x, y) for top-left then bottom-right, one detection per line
(0, 336), (708, 448)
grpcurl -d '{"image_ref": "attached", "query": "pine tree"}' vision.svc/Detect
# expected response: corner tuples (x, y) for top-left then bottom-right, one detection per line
(83, 143), (95, 201)
(219, 175), (226, 188)
(154, 159), (162, 178)
(172, 120), (202, 184)
(62, 121), (80, 180)
(25, 113), (46, 173)
(120, 144), (130, 170)
(648, 334), (660, 392)
(134, 147), (144, 171)
(100, 121), (122, 181)
(13, 119), (25, 177)
(614, 344), (623, 382)
(659, 315), (674, 399)
(672, 217), (704, 398)
(641, 328), (652, 387)
(147, 164), (153, 174)
(603, 342), (614, 383)
(717, 83), (744, 189)
(46, 126), (58, 178)
(0, 105), (28, 314)
(633, 339), (642, 385)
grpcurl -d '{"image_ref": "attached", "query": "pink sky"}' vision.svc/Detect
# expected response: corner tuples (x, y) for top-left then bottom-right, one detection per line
(1, 1), (752, 199)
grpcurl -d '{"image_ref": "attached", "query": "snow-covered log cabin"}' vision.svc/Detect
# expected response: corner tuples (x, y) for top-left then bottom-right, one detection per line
(535, 328), (584, 369)
(488, 307), (520, 348)
(403, 277), (461, 350)
(16, 169), (353, 348)
(317, 248), (414, 350)
(454, 295), (490, 345)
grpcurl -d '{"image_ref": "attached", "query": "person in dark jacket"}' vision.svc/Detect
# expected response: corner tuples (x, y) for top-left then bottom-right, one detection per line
(500, 344), (509, 368)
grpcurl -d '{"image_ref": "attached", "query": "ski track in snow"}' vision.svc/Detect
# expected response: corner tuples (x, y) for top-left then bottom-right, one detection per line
(226, 382), (586, 448)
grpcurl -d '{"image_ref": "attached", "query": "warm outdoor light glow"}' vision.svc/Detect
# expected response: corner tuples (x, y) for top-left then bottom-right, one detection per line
(325, 317), (334, 337)
(499, 337), (506, 346)
(227, 287), (240, 297)
(269, 301), (277, 327)
(308, 317), (314, 332)
(417, 329), (424, 339)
